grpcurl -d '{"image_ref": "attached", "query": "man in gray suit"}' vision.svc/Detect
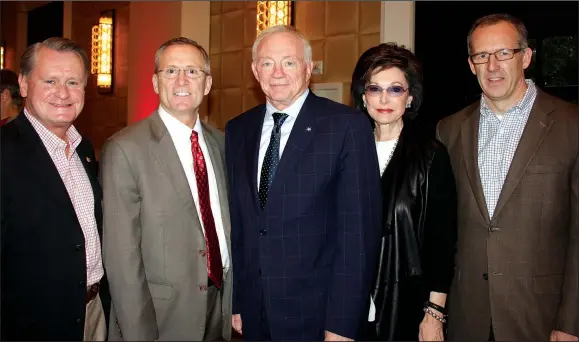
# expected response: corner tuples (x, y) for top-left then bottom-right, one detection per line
(100, 37), (232, 341)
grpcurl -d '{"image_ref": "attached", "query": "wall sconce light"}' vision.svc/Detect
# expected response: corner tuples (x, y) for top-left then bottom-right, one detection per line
(91, 10), (114, 93)
(256, 1), (293, 36)
(0, 42), (5, 70)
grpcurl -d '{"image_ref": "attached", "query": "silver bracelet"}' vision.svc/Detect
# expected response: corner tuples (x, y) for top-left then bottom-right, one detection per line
(423, 307), (447, 323)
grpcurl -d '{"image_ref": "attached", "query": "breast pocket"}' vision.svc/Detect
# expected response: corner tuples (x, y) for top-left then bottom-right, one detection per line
(148, 281), (173, 300)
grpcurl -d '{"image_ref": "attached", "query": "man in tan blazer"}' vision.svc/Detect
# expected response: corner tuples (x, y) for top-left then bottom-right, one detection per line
(437, 14), (578, 341)
(100, 37), (232, 341)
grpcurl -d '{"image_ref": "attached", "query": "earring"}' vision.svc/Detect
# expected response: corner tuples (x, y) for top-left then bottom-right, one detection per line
(363, 102), (367, 108)
(406, 102), (411, 108)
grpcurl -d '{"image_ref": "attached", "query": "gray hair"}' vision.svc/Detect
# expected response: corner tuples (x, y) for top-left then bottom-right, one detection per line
(154, 37), (211, 74)
(252, 25), (312, 63)
(20, 37), (90, 77)
(467, 13), (529, 55)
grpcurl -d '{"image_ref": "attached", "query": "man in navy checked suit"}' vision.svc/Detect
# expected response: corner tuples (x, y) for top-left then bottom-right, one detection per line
(225, 25), (382, 341)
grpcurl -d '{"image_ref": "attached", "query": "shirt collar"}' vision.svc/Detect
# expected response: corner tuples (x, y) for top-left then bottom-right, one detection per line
(158, 105), (203, 142)
(480, 79), (536, 117)
(24, 108), (82, 156)
(265, 88), (310, 119)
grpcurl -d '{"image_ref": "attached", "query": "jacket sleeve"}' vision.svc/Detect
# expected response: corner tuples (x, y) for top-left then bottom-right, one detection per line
(225, 122), (243, 315)
(100, 140), (159, 340)
(422, 144), (458, 294)
(325, 113), (382, 338)
(556, 147), (579, 336)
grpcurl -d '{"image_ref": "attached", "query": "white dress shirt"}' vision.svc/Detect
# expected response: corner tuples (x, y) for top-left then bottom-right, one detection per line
(257, 88), (310, 188)
(158, 107), (230, 271)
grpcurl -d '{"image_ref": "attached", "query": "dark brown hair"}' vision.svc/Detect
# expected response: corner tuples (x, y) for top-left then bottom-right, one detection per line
(350, 42), (423, 121)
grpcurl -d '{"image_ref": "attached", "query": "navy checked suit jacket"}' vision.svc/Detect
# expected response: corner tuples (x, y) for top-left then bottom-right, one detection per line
(225, 92), (383, 340)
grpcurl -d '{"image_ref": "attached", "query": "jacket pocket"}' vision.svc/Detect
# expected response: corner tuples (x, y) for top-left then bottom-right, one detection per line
(148, 281), (173, 300)
(533, 275), (564, 295)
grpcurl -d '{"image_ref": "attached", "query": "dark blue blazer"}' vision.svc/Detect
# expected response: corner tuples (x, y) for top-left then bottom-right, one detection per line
(225, 92), (382, 340)
(1, 114), (110, 340)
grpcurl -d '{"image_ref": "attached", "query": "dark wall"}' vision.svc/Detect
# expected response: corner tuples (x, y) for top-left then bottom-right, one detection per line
(27, 2), (63, 46)
(414, 1), (578, 137)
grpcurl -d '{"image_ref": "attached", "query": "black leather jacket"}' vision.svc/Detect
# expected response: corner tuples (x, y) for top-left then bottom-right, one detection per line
(371, 120), (458, 340)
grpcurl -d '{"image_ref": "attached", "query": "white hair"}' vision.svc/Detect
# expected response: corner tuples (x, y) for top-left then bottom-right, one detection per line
(251, 25), (312, 63)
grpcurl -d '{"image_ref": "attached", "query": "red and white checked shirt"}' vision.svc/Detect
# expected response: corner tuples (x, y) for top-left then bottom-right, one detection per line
(24, 110), (104, 287)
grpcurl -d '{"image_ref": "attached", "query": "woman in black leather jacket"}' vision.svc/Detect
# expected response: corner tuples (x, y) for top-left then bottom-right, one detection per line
(351, 43), (458, 341)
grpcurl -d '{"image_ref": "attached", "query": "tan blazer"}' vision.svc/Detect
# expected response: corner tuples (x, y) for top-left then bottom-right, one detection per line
(100, 112), (232, 341)
(436, 89), (578, 341)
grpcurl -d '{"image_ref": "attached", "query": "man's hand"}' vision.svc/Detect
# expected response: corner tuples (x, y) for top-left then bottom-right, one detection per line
(232, 314), (242, 335)
(551, 330), (578, 341)
(324, 330), (353, 341)
(419, 313), (444, 341)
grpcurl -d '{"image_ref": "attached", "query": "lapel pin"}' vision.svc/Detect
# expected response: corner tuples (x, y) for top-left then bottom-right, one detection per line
(86, 157), (91, 163)
(306, 127), (311, 132)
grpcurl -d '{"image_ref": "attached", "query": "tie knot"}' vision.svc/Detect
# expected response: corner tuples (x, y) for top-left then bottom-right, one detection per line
(190, 130), (199, 143)
(272, 112), (288, 130)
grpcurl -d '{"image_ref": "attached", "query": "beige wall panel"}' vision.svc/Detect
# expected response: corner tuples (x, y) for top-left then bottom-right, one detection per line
(221, 10), (245, 52)
(210, 14), (222, 54)
(324, 34), (358, 83)
(325, 1), (358, 36)
(220, 88), (243, 128)
(359, 1), (381, 34)
(221, 51), (244, 88)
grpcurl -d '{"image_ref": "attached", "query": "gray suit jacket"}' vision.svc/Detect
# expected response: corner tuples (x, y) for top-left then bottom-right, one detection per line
(436, 89), (578, 340)
(100, 111), (232, 341)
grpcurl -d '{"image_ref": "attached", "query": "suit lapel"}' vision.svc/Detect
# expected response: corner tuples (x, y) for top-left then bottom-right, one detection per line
(77, 140), (103, 235)
(245, 105), (266, 211)
(148, 112), (202, 229)
(266, 93), (317, 204)
(460, 105), (491, 225)
(492, 90), (554, 222)
(202, 124), (231, 244)
(15, 115), (78, 220)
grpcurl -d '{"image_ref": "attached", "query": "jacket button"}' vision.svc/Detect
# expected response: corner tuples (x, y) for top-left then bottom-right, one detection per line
(259, 229), (267, 236)
(199, 285), (207, 292)
(75, 244), (83, 250)
(199, 250), (206, 257)
(489, 226), (500, 232)
(79, 280), (86, 287)
(76, 318), (81, 324)
(483, 273), (488, 280)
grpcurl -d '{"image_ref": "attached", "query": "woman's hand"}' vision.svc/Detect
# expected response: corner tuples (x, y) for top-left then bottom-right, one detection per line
(418, 311), (444, 341)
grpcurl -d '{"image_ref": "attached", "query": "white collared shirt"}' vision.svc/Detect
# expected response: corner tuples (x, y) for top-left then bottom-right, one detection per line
(158, 107), (230, 271)
(257, 88), (310, 188)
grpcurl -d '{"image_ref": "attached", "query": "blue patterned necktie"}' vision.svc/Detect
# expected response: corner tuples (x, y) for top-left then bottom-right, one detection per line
(258, 112), (288, 209)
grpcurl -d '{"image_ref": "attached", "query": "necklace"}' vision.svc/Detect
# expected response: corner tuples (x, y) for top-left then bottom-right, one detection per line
(377, 136), (399, 176)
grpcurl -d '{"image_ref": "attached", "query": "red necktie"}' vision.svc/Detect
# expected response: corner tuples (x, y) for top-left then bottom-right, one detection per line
(191, 131), (223, 288)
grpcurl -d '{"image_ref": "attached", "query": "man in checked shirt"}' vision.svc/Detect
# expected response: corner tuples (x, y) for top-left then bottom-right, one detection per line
(1, 37), (110, 341)
(437, 13), (578, 341)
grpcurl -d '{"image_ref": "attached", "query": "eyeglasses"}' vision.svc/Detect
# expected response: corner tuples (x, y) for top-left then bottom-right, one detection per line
(157, 67), (209, 79)
(469, 48), (523, 65)
(364, 84), (408, 98)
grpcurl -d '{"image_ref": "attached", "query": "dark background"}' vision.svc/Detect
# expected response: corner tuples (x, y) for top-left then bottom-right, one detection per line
(27, 2), (63, 46)
(414, 1), (578, 137)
